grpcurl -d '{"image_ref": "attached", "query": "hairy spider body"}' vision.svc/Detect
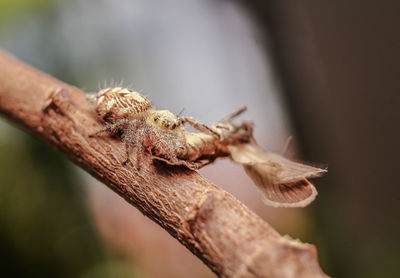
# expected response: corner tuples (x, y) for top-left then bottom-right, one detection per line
(91, 87), (209, 167)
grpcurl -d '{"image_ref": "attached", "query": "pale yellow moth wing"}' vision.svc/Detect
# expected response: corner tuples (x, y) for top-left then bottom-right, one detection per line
(228, 143), (326, 208)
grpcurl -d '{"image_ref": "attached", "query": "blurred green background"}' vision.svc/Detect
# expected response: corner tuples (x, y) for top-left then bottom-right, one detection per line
(0, 0), (399, 277)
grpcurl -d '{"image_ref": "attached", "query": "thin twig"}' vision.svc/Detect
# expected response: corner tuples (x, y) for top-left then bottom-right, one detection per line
(0, 50), (328, 278)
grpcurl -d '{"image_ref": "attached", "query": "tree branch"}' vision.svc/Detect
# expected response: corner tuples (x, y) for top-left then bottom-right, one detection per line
(0, 50), (328, 278)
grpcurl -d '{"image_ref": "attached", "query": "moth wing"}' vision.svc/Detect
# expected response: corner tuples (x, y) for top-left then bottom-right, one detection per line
(228, 143), (326, 208)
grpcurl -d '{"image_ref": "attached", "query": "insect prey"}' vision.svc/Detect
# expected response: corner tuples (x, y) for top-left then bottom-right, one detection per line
(89, 87), (326, 208)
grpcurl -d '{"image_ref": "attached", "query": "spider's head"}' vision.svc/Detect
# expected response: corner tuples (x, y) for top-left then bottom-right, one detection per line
(147, 110), (184, 131)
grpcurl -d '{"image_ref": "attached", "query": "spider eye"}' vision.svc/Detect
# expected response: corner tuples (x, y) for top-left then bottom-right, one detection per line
(171, 123), (176, 129)
(154, 116), (159, 122)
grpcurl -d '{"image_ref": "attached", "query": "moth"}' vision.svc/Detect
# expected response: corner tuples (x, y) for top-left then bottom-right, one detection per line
(90, 87), (326, 207)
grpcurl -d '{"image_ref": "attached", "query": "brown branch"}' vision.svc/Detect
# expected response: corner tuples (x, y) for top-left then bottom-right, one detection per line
(0, 50), (328, 278)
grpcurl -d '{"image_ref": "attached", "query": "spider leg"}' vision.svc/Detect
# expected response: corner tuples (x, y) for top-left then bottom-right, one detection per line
(121, 139), (143, 170)
(122, 140), (133, 165)
(180, 117), (220, 138)
(134, 141), (144, 170)
(88, 126), (111, 138)
(124, 123), (145, 170)
(219, 106), (247, 122)
(89, 118), (129, 138)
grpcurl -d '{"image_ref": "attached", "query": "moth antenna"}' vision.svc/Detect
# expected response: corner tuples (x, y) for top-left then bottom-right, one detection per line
(220, 106), (247, 122)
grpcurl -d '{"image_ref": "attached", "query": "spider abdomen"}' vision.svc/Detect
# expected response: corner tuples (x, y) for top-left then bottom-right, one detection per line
(95, 87), (152, 123)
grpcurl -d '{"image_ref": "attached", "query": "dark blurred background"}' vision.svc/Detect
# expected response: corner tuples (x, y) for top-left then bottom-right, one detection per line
(0, 0), (399, 277)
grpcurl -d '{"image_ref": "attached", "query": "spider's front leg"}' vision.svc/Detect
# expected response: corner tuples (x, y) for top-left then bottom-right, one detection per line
(180, 117), (220, 138)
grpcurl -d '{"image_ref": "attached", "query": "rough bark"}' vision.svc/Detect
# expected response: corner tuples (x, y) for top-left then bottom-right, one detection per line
(0, 50), (328, 278)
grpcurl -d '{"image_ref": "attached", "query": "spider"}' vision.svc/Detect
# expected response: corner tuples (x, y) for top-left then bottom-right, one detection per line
(89, 87), (218, 168)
